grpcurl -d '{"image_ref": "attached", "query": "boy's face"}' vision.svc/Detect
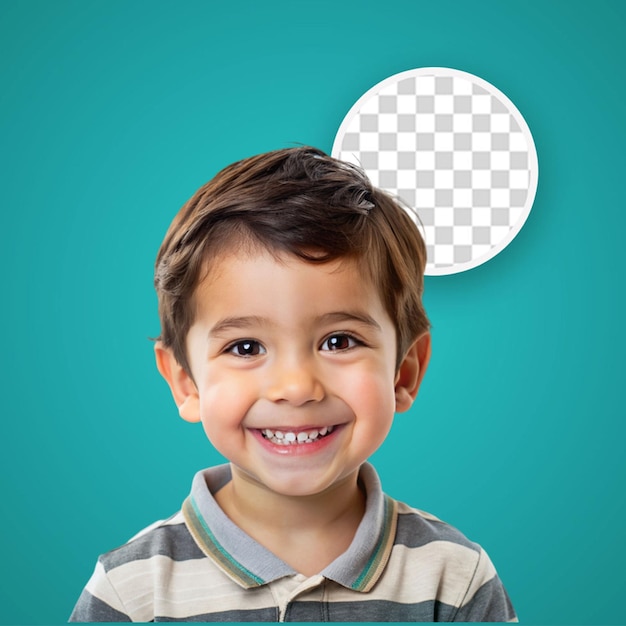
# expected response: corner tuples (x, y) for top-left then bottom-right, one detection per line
(157, 248), (429, 500)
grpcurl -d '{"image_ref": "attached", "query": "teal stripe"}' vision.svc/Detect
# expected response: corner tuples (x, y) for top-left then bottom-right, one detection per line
(188, 495), (265, 586)
(351, 495), (394, 590)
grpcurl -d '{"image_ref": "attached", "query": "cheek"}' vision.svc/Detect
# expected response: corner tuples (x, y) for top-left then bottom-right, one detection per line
(345, 368), (397, 432)
(197, 373), (255, 439)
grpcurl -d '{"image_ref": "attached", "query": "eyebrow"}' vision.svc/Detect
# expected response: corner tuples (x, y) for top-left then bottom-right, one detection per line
(315, 311), (382, 331)
(208, 316), (267, 338)
(207, 311), (382, 338)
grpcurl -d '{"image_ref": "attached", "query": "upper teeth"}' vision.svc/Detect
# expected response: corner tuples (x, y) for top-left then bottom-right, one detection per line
(262, 426), (333, 445)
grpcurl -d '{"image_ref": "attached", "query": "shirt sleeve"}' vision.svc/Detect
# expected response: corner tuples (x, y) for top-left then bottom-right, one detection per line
(452, 547), (518, 622)
(69, 559), (132, 622)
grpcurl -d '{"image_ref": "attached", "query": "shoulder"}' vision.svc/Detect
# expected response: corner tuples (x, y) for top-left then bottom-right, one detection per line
(390, 499), (487, 584)
(394, 500), (481, 553)
(384, 499), (517, 622)
(70, 510), (205, 622)
(99, 509), (204, 570)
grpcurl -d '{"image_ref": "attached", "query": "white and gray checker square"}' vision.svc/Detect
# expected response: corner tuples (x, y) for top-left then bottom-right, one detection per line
(332, 67), (538, 275)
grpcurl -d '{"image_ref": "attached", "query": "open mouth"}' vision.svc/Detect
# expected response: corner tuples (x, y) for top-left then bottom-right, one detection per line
(261, 426), (335, 446)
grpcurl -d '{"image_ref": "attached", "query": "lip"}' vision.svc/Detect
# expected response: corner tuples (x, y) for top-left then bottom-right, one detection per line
(250, 424), (343, 456)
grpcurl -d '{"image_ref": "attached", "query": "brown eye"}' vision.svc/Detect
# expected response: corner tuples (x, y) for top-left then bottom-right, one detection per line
(322, 334), (358, 351)
(228, 340), (265, 357)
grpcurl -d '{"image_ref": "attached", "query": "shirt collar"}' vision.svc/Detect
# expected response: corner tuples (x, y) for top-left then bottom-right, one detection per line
(182, 462), (396, 592)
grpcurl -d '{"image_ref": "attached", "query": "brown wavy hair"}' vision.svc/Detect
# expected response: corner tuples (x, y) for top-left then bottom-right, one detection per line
(154, 146), (429, 375)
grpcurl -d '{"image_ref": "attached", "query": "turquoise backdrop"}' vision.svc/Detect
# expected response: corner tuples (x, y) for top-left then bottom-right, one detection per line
(1, 1), (625, 623)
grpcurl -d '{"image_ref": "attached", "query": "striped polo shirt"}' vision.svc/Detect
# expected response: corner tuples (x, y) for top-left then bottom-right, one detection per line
(70, 463), (516, 622)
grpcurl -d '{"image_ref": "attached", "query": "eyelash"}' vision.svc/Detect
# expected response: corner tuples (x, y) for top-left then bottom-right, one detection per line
(224, 333), (364, 357)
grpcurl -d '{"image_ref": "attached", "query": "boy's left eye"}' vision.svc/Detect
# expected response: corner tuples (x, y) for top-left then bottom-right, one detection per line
(320, 334), (359, 351)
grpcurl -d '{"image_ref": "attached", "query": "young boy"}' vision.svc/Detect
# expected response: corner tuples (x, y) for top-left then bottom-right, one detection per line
(70, 147), (516, 622)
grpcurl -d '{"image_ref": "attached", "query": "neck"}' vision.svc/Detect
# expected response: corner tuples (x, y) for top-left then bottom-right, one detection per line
(215, 465), (366, 575)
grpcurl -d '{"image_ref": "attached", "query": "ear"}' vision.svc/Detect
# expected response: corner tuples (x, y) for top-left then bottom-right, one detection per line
(394, 332), (431, 413)
(154, 342), (201, 423)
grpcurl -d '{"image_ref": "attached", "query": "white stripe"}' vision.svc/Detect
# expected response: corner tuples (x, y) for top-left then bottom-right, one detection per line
(84, 560), (127, 614)
(89, 541), (500, 620)
(107, 554), (275, 621)
(459, 546), (498, 607)
(323, 541), (493, 608)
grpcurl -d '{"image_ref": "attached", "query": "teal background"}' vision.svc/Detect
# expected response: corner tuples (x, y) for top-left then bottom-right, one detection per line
(1, 0), (624, 623)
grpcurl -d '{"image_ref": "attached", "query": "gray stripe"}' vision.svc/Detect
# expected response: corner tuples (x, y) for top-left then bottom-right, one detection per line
(288, 598), (455, 621)
(101, 522), (205, 570)
(454, 575), (516, 622)
(69, 590), (130, 622)
(156, 607), (278, 621)
(288, 596), (512, 622)
(395, 510), (479, 552)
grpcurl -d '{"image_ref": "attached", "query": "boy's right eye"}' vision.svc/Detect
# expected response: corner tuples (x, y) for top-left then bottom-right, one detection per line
(226, 340), (266, 357)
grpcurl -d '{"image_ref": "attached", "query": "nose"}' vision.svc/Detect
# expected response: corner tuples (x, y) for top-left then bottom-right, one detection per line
(264, 357), (325, 406)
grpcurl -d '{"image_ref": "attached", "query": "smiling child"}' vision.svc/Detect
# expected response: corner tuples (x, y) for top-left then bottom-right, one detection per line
(70, 147), (516, 622)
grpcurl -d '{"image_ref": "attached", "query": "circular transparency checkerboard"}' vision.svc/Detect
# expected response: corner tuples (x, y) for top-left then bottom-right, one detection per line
(332, 67), (538, 275)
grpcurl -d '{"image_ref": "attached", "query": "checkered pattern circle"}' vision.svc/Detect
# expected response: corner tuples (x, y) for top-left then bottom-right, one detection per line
(332, 68), (538, 275)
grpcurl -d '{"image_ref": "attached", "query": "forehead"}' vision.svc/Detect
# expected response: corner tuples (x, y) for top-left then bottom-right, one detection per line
(191, 248), (386, 323)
